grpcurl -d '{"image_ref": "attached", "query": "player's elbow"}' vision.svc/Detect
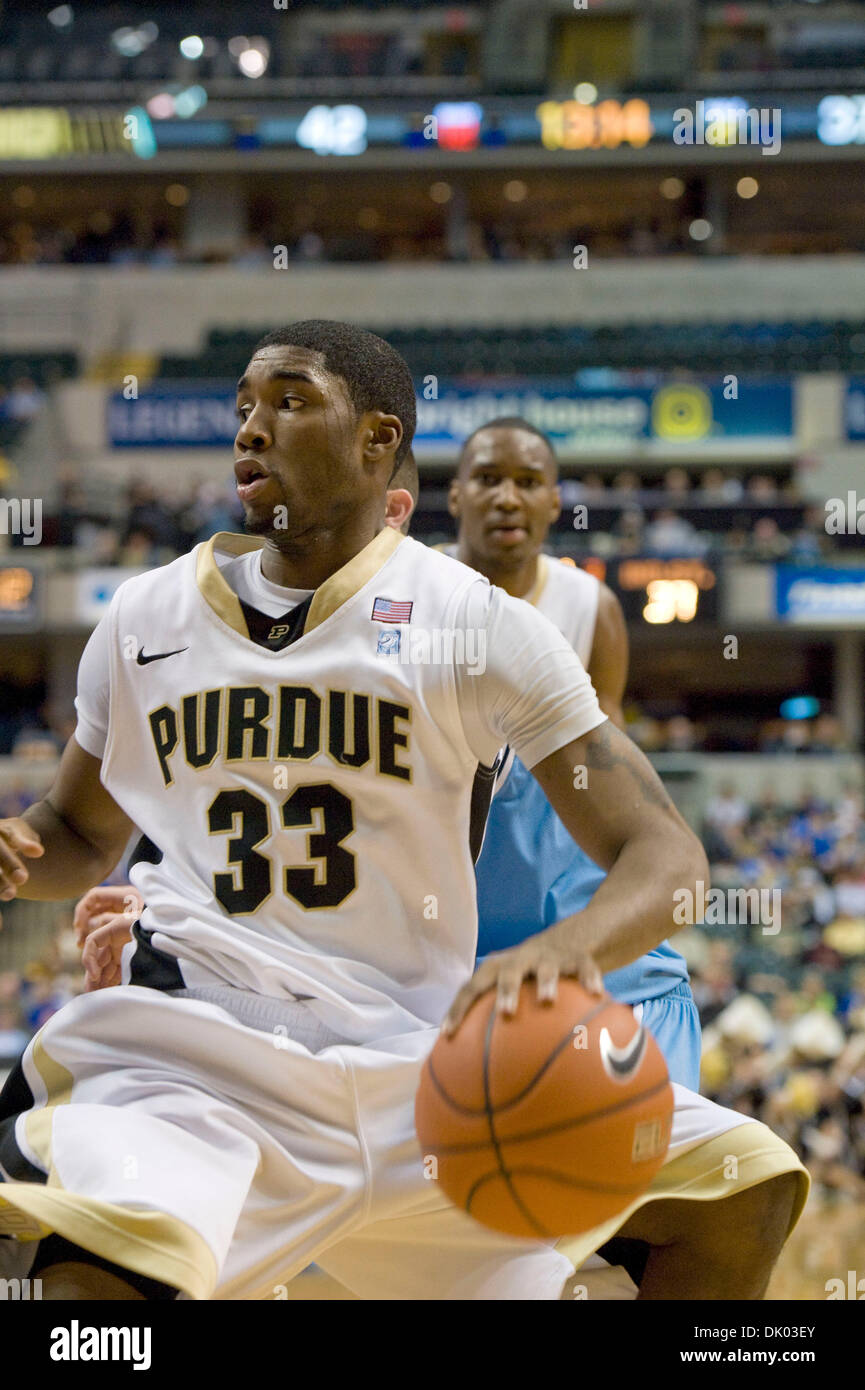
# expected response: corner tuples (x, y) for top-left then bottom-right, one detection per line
(665, 817), (709, 896)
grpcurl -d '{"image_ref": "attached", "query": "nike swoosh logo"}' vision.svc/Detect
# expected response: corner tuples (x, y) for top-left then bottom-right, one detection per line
(136, 647), (189, 665)
(599, 1024), (647, 1083)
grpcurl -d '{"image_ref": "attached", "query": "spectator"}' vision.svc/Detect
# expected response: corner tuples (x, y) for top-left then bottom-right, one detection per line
(5, 377), (45, 422)
(748, 516), (791, 561)
(643, 509), (707, 557)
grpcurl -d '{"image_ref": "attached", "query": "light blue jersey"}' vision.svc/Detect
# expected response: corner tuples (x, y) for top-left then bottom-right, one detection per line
(476, 754), (701, 1089)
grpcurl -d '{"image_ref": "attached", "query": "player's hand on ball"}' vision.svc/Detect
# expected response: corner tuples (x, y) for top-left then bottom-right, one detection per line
(442, 937), (603, 1036)
(0, 817), (44, 919)
(73, 884), (143, 948)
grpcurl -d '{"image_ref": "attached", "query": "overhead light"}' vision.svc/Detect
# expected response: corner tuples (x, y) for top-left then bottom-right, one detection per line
(179, 36), (204, 60)
(228, 36), (250, 58)
(429, 182), (453, 204)
(112, 24), (158, 57)
(165, 184), (190, 207)
(688, 218), (713, 241)
(504, 180), (527, 202)
(47, 5), (73, 28)
(238, 47), (268, 78)
(573, 82), (598, 105)
(660, 176), (685, 199)
(736, 176), (759, 199)
(174, 85), (208, 119)
(146, 93), (176, 119)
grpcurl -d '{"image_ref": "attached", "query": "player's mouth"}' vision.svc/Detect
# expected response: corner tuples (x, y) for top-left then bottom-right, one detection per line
(488, 523), (528, 544)
(234, 457), (273, 502)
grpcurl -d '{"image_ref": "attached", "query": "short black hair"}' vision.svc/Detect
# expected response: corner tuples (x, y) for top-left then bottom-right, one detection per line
(458, 416), (557, 475)
(251, 321), (416, 472)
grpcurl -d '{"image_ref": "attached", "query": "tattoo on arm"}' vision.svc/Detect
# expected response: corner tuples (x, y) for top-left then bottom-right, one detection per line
(584, 722), (675, 810)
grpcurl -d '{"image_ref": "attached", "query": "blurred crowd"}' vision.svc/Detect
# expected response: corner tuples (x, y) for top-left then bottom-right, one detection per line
(0, 378), (46, 425)
(41, 474), (245, 569)
(559, 468), (836, 565)
(627, 713), (849, 757)
(3, 217), (862, 269)
(11, 465), (838, 571)
(2, 784), (864, 1205)
(683, 784), (865, 1201)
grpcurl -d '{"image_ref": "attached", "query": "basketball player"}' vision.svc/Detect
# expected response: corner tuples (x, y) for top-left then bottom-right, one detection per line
(0, 321), (715, 1302)
(445, 418), (809, 1299)
(71, 455), (420, 991)
(67, 405), (807, 1302)
(446, 419), (700, 1091)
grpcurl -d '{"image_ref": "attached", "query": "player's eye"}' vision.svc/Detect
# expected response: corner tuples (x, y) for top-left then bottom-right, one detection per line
(236, 403), (252, 421)
(280, 394), (302, 410)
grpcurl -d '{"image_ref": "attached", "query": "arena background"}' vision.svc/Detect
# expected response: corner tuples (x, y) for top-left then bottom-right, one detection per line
(0, 0), (864, 1302)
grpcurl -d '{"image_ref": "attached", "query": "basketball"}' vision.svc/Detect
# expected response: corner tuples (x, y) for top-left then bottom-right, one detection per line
(416, 978), (674, 1240)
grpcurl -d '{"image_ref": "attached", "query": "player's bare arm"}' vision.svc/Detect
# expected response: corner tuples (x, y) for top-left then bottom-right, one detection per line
(444, 719), (707, 1032)
(587, 582), (629, 729)
(0, 737), (134, 906)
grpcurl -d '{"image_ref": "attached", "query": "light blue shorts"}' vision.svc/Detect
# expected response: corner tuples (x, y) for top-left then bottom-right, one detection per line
(634, 981), (702, 1092)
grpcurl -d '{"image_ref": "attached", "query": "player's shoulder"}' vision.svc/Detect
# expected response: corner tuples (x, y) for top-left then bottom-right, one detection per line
(542, 554), (600, 597)
(404, 536), (491, 589)
(102, 539), (206, 619)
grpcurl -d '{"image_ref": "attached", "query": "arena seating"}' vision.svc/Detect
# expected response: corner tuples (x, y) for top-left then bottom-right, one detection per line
(156, 319), (865, 379)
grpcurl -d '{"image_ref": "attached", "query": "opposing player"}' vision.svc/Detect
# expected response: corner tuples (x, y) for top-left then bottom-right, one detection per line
(446, 419), (700, 1091)
(446, 418), (809, 1299)
(0, 321), (710, 1301)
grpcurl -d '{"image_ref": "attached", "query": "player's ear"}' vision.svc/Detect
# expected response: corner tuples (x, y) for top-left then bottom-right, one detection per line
(549, 483), (562, 526)
(447, 479), (462, 520)
(385, 488), (414, 532)
(362, 412), (402, 471)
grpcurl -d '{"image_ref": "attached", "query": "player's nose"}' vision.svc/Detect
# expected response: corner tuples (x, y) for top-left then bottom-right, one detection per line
(235, 407), (272, 453)
(494, 478), (521, 508)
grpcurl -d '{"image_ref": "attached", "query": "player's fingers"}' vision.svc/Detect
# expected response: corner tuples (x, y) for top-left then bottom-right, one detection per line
(495, 960), (527, 1017)
(73, 886), (136, 935)
(535, 956), (560, 1003)
(0, 840), (29, 895)
(1, 823), (44, 858)
(87, 918), (134, 958)
(0, 824), (43, 894)
(574, 955), (604, 997)
(442, 981), (480, 1036)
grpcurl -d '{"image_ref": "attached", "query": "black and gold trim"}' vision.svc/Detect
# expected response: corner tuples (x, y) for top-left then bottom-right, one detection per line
(195, 528), (405, 643)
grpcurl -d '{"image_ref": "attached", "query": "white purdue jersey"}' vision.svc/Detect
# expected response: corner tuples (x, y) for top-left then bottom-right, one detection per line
(75, 529), (604, 1044)
(439, 548), (601, 668)
(530, 556), (600, 669)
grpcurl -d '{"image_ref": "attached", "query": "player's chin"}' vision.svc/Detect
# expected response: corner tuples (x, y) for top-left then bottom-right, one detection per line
(485, 536), (534, 566)
(241, 508), (285, 538)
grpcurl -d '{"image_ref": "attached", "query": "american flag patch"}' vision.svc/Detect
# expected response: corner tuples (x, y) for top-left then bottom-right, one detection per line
(371, 596), (413, 624)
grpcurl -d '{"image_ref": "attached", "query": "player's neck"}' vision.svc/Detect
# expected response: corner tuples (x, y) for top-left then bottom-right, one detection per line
(459, 545), (540, 600)
(259, 523), (383, 590)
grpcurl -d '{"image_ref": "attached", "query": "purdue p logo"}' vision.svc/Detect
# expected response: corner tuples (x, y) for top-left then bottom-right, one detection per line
(267, 624), (291, 643)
